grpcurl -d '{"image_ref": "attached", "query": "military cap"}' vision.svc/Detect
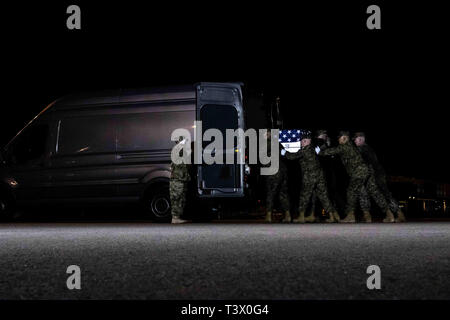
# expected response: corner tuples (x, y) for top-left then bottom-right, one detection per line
(353, 131), (366, 138)
(301, 130), (312, 140)
(337, 130), (350, 138)
(315, 129), (328, 137)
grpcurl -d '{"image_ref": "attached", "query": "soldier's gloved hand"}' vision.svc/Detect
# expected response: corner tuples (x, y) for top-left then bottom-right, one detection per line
(315, 146), (321, 154)
(281, 149), (286, 156)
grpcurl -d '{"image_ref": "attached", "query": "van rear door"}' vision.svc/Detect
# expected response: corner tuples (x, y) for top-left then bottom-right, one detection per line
(195, 82), (244, 197)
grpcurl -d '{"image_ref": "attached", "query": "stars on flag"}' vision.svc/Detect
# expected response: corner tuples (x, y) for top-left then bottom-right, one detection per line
(279, 129), (302, 143)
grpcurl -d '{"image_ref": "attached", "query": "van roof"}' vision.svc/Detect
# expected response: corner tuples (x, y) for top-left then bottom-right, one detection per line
(53, 85), (197, 109)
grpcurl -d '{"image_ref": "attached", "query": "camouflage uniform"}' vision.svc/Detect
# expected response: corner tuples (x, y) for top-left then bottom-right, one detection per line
(309, 133), (344, 221)
(266, 160), (290, 213)
(358, 184), (371, 213)
(319, 138), (394, 222)
(263, 133), (290, 222)
(357, 142), (405, 222)
(287, 144), (338, 223)
(170, 153), (191, 219)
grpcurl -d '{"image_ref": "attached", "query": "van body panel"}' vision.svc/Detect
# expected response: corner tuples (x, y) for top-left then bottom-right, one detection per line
(48, 110), (118, 199)
(44, 87), (197, 203)
(140, 168), (171, 185)
(113, 102), (195, 198)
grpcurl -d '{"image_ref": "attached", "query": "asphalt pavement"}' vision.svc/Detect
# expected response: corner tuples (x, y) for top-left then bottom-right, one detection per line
(1, 222), (449, 299)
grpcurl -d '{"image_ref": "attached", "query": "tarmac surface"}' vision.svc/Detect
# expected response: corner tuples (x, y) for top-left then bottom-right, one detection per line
(1, 221), (449, 299)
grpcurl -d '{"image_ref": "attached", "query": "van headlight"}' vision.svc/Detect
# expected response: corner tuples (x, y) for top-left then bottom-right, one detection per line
(6, 178), (18, 188)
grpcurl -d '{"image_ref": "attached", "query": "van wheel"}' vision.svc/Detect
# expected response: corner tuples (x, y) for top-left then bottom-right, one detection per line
(0, 193), (15, 222)
(145, 185), (172, 222)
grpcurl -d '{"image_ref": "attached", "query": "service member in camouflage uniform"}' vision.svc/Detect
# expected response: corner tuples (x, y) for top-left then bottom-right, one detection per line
(308, 130), (343, 222)
(318, 131), (395, 223)
(264, 131), (291, 223)
(353, 132), (406, 223)
(286, 131), (340, 223)
(170, 136), (191, 224)
(265, 160), (291, 223)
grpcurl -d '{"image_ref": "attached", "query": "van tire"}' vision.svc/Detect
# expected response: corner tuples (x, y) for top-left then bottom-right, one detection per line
(0, 191), (15, 222)
(144, 184), (172, 222)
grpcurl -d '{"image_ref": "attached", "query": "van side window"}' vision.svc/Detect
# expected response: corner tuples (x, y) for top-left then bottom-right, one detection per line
(117, 111), (194, 152)
(9, 123), (49, 165)
(58, 116), (116, 155)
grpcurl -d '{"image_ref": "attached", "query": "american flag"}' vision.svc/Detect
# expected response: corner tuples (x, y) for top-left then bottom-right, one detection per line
(279, 129), (309, 153)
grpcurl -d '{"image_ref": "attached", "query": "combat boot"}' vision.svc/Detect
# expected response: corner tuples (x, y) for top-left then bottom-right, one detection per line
(382, 209), (395, 223)
(171, 216), (189, 224)
(282, 210), (291, 223)
(341, 211), (356, 223)
(332, 211), (340, 223)
(293, 211), (305, 224)
(325, 211), (340, 223)
(324, 212), (335, 223)
(362, 211), (372, 223)
(304, 213), (316, 223)
(395, 209), (406, 223)
(265, 211), (272, 223)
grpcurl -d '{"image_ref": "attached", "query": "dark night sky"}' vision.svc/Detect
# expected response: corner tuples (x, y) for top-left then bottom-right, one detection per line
(1, 1), (449, 181)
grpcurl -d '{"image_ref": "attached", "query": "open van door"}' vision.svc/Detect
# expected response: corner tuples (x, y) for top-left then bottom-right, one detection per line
(196, 82), (245, 197)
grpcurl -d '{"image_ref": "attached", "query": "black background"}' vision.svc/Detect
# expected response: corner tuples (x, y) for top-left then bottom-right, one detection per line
(1, 1), (448, 181)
